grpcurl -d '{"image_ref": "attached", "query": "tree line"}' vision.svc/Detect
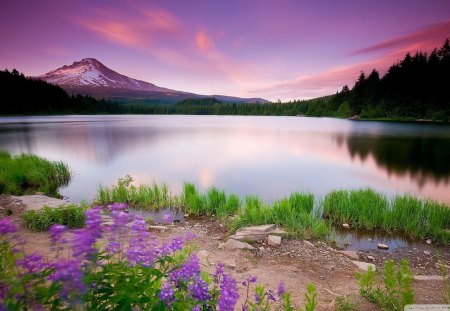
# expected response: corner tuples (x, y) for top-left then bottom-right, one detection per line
(1, 39), (449, 120)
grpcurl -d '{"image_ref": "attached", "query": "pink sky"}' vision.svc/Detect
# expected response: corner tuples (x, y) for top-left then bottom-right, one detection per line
(1, 0), (449, 101)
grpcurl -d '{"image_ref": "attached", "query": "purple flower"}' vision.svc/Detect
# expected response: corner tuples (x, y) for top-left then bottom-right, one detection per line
(171, 236), (183, 252)
(127, 216), (155, 267)
(0, 282), (9, 300)
(85, 207), (102, 237)
(277, 281), (285, 296)
(218, 274), (239, 311)
(0, 217), (16, 234)
(192, 306), (201, 311)
(49, 259), (85, 299)
(214, 262), (224, 283)
(111, 211), (129, 228)
(188, 277), (210, 301)
(267, 290), (276, 302)
(110, 203), (127, 211)
(159, 281), (175, 304)
(17, 253), (47, 274)
(255, 293), (261, 304)
(71, 229), (96, 259)
(49, 224), (66, 244)
(185, 231), (197, 241)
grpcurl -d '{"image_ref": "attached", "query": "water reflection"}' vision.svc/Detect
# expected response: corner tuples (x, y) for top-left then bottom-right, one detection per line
(0, 116), (449, 203)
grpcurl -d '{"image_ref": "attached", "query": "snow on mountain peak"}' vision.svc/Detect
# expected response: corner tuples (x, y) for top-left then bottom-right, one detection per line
(37, 58), (171, 92)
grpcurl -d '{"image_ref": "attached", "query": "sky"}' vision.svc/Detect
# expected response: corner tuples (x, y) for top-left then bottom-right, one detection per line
(1, 0), (449, 101)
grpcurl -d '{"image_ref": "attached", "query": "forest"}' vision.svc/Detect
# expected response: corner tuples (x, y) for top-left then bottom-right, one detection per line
(1, 39), (449, 120)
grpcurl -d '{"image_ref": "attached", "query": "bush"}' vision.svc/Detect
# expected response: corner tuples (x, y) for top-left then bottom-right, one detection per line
(22, 204), (86, 231)
(356, 259), (414, 311)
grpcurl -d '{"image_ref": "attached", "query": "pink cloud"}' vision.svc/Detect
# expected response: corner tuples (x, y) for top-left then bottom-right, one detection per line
(351, 19), (450, 56)
(195, 30), (215, 52)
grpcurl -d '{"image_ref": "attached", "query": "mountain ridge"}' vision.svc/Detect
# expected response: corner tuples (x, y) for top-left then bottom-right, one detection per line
(36, 58), (267, 104)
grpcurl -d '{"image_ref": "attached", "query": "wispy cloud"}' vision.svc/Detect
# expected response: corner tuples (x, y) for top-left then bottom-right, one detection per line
(195, 30), (215, 52)
(351, 19), (450, 56)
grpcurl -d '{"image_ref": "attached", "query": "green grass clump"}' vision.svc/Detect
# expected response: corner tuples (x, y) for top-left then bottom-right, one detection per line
(323, 189), (450, 244)
(22, 204), (86, 231)
(232, 193), (329, 239)
(0, 151), (71, 197)
(96, 175), (176, 209)
(181, 183), (240, 217)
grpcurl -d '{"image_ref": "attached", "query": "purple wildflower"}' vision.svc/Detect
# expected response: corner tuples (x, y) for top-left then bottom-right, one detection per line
(188, 277), (210, 301)
(110, 203), (127, 211)
(85, 206), (102, 239)
(17, 253), (47, 274)
(127, 216), (154, 267)
(214, 262), (224, 283)
(255, 293), (261, 304)
(49, 259), (85, 299)
(267, 290), (276, 302)
(185, 231), (197, 241)
(277, 281), (285, 297)
(171, 236), (183, 252)
(0, 217), (16, 234)
(159, 282), (175, 304)
(192, 306), (201, 311)
(49, 224), (66, 244)
(71, 229), (96, 259)
(218, 274), (239, 311)
(0, 282), (9, 300)
(111, 211), (129, 228)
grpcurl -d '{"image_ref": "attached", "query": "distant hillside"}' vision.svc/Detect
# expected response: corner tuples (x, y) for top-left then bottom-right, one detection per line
(36, 58), (268, 104)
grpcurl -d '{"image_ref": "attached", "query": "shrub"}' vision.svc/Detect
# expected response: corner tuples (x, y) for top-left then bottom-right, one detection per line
(356, 259), (414, 311)
(22, 204), (86, 231)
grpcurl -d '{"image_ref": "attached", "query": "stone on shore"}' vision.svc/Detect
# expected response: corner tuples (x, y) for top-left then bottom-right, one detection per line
(148, 225), (169, 231)
(230, 224), (280, 242)
(377, 243), (389, 250)
(342, 223), (350, 229)
(267, 235), (281, 247)
(351, 261), (376, 271)
(223, 239), (255, 250)
(11, 194), (69, 211)
(337, 250), (359, 260)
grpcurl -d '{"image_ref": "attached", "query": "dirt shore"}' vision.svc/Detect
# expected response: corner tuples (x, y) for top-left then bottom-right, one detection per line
(1, 195), (449, 310)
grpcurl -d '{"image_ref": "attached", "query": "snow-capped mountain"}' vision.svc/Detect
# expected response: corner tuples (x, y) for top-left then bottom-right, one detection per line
(36, 58), (267, 104)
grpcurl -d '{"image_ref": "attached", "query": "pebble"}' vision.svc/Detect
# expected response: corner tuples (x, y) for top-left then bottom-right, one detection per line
(367, 255), (375, 261)
(304, 240), (315, 248)
(377, 243), (389, 250)
(423, 251), (431, 256)
(342, 223), (350, 229)
(426, 239), (432, 245)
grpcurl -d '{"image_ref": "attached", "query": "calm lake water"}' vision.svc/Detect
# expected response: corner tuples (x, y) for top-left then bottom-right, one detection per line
(1, 115), (450, 204)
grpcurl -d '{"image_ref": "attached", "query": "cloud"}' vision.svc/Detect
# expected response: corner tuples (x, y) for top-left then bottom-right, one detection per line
(351, 19), (450, 56)
(195, 30), (215, 52)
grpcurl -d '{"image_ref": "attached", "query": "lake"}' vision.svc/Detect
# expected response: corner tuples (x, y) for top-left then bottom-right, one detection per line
(1, 115), (449, 204)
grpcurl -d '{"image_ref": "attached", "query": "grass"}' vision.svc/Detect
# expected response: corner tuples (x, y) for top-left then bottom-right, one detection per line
(0, 151), (71, 197)
(97, 176), (450, 244)
(323, 189), (450, 244)
(22, 203), (87, 232)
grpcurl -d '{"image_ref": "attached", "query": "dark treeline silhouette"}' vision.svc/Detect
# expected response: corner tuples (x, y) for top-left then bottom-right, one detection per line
(330, 39), (450, 121)
(1, 39), (449, 119)
(0, 69), (130, 115)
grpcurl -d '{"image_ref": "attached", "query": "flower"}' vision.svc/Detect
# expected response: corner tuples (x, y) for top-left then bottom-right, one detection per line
(49, 259), (85, 299)
(71, 229), (96, 259)
(110, 203), (127, 211)
(255, 293), (260, 304)
(85, 207), (102, 239)
(127, 216), (155, 267)
(218, 274), (239, 311)
(49, 224), (66, 244)
(159, 281), (175, 304)
(277, 281), (285, 296)
(214, 262), (224, 283)
(0, 217), (16, 234)
(188, 277), (210, 301)
(17, 253), (47, 274)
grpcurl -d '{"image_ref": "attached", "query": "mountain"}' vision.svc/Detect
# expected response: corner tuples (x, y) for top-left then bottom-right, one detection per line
(36, 58), (267, 104)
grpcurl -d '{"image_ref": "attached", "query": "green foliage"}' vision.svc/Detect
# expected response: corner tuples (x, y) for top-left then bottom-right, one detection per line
(356, 259), (414, 311)
(303, 282), (318, 311)
(323, 189), (450, 244)
(438, 260), (450, 304)
(0, 151), (71, 197)
(22, 204), (86, 231)
(334, 295), (359, 311)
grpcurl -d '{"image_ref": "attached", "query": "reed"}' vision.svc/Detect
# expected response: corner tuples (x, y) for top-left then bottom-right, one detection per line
(0, 151), (71, 197)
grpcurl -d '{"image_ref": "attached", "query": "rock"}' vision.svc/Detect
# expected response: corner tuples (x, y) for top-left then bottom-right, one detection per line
(223, 239), (255, 250)
(414, 275), (448, 281)
(218, 243), (225, 250)
(367, 255), (375, 261)
(423, 251), (431, 256)
(102, 221), (114, 226)
(197, 250), (210, 258)
(304, 240), (315, 248)
(184, 214), (189, 217)
(377, 243), (389, 250)
(367, 238), (373, 242)
(337, 250), (359, 260)
(11, 195), (69, 211)
(426, 239), (432, 245)
(230, 224), (277, 242)
(351, 261), (376, 271)
(268, 235), (281, 246)
(148, 225), (169, 231)
(342, 223), (350, 229)
(270, 228), (288, 235)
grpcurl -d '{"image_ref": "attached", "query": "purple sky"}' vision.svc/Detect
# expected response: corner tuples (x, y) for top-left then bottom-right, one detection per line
(1, 0), (449, 101)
